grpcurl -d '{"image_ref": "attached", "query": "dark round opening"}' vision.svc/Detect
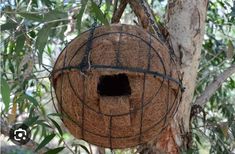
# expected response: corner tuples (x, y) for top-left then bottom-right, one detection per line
(97, 73), (131, 96)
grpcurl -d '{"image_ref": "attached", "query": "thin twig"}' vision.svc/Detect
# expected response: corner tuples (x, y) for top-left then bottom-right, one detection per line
(1, 16), (69, 46)
(194, 64), (235, 107)
(198, 51), (224, 73)
(2, 11), (49, 14)
(42, 64), (52, 73)
(196, 60), (229, 86)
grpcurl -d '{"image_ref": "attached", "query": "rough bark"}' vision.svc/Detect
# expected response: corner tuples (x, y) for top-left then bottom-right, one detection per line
(0, 0), (210, 153)
(111, 0), (128, 23)
(149, 0), (209, 153)
(128, 0), (149, 28)
(110, 0), (208, 153)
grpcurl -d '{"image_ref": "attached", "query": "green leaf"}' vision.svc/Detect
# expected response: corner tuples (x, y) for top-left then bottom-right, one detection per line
(39, 105), (46, 116)
(35, 23), (53, 65)
(194, 133), (202, 145)
(32, 126), (40, 141)
(226, 40), (234, 60)
(35, 133), (56, 152)
(15, 34), (26, 53)
(44, 10), (67, 22)
(18, 10), (66, 23)
(8, 61), (15, 73)
(230, 2), (235, 17)
(41, 0), (55, 8)
(185, 148), (195, 154)
(37, 120), (52, 128)
(44, 147), (65, 154)
(18, 12), (43, 21)
(24, 116), (39, 126)
(1, 21), (17, 31)
(231, 122), (235, 138)
(79, 144), (90, 154)
(48, 113), (62, 117)
(1, 78), (11, 112)
(24, 94), (39, 107)
(90, 1), (109, 26)
(48, 117), (63, 136)
(105, 0), (111, 13)
(77, 0), (88, 34)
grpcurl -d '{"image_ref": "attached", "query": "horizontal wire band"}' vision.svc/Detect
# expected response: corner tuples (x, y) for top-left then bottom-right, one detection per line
(52, 64), (183, 89)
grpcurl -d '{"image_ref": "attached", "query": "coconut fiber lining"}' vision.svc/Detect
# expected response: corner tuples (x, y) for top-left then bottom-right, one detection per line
(50, 24), (183, 149)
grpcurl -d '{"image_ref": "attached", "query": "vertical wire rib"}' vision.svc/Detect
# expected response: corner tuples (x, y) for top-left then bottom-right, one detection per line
(50, 84), (59, 114)
(81, 26), (96, 72)
(59, 76), (64, 122)
(116, 25), (123, 66)
(139, 34), (152, 143)
(147, 35), (152, 70)
(164, 50), (171, 124)
(139, 73), (146, 143)
(81, 76), (85, 139)
(109, 116), (113, 149)
(165, 79), (170, 125)
(166, 58), (173, 121)
(80, 13), (97, 137)
(60, 48), (68, 122)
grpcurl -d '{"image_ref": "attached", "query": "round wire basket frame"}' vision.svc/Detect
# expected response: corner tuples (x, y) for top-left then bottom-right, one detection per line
(50, 24), (184, 149)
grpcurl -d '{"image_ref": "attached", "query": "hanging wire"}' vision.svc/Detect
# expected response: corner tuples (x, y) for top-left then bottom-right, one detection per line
(139, 0), (178, 58)
(80, 0), (103, 73)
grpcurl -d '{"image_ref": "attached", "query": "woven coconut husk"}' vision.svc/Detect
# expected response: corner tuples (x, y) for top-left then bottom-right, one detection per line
(51, 24), (182, 149)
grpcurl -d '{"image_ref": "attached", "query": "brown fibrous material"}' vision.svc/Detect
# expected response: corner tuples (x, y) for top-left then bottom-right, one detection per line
(51, 24), (181, 149)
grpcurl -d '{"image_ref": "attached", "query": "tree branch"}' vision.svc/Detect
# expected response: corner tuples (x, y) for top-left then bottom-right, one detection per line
(111, 0), (149, 29)
(194, 64), (235, 107)
(128, 0), (149, 29)
(111, 0), (128, 23)
(0, 117), (49, 154)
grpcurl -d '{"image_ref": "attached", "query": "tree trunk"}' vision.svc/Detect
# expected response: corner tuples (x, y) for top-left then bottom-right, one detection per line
(140, 0), (208, 153)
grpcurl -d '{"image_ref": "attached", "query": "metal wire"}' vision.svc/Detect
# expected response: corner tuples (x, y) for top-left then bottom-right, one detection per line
(50, 27), (183, 148)
(80, 0), (102, 73)
(51, 31), (183, 90)
(139, 0), (177, 57)
(139, 0), (164, 42)
(50, 1), (183, 148)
